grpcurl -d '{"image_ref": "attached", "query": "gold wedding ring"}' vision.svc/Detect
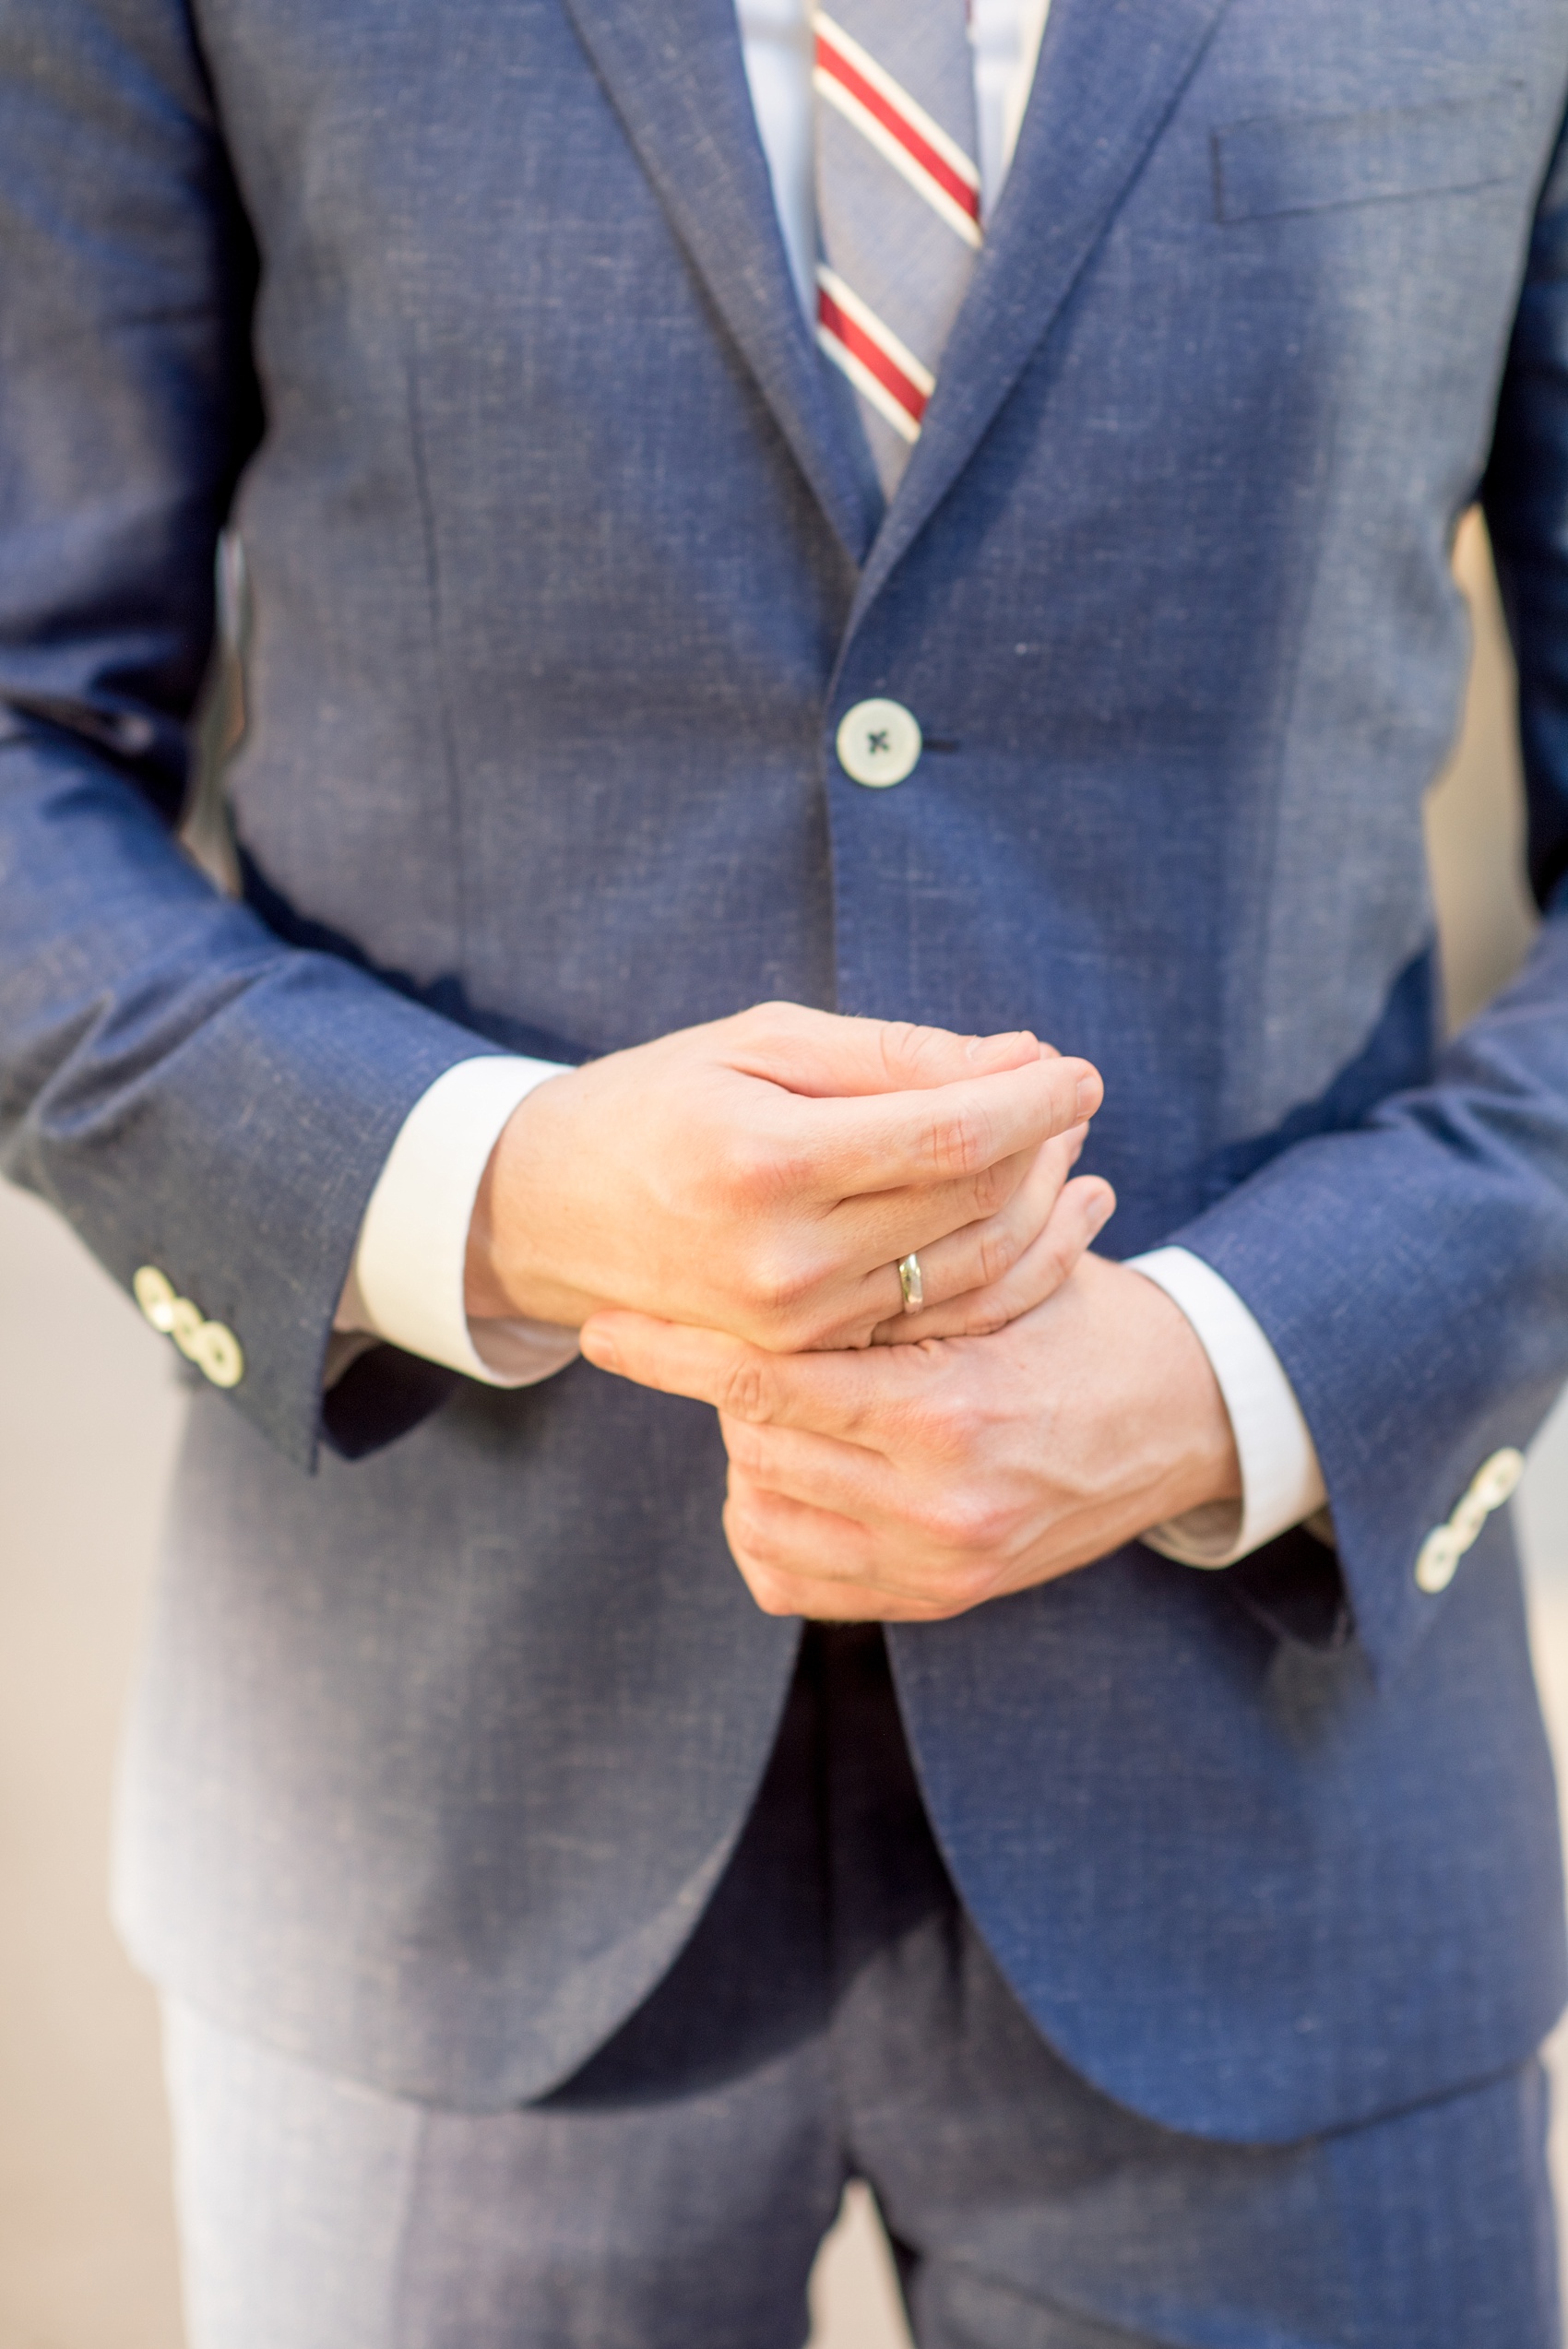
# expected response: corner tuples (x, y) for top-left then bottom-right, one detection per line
(897, 1252), (924, 1313)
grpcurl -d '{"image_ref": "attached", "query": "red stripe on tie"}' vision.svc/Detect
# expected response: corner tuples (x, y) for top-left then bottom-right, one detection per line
(814, 28), (982, 228)
(817, 286), (929, 430)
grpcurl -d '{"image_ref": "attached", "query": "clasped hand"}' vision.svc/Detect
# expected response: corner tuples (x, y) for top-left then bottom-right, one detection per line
(467, 1002), (1107, 1347)
(469, 1003), (1240, 1622)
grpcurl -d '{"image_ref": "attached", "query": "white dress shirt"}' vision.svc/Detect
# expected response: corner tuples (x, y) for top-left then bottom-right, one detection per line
(335, 0), (1328, 1570)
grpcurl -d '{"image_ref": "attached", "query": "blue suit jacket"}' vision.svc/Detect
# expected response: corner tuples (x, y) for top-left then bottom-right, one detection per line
(3, 0), (1568, 2141)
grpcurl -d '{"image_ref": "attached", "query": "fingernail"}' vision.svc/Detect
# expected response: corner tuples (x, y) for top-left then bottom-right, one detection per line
(1075, 1073), (1100, 1116)
(1090, 1189), (1115, 1232)
(582, 1324), (619, 1372)
(968, 1028), (1028, 1062)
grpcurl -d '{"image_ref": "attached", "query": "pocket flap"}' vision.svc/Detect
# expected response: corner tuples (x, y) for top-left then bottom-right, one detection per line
(1213, 90), (1524, 225)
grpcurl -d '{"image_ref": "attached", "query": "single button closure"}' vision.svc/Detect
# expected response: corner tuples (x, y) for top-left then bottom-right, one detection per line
(837, 699), (922, 788)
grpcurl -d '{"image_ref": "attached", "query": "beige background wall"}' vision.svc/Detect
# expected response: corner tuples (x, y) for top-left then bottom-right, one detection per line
(0, 515), (1564, 2348)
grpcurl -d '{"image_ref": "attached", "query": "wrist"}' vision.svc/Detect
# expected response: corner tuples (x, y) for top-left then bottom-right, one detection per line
(1128, 1271), (1243, 1521)
(464, 1076), (588, 1325)
(1064, 1254), (1240, 1529)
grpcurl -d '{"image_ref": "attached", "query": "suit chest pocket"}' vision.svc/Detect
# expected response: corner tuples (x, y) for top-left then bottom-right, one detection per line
(1212, 90), (1526, 225)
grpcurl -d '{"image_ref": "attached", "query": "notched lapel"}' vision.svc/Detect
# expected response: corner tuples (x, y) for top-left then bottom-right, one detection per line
(850, 0), (1237, 626)
(556, 0), (875, 560)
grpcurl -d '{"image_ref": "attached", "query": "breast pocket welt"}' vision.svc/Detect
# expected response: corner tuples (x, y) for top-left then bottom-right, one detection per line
(1212, 89), (1526, 226)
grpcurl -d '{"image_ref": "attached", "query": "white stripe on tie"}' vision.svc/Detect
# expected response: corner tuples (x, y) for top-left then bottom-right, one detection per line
(814, 13), (983, 248)
(815, 266), (933, 442)
(813, 0), (983, 495)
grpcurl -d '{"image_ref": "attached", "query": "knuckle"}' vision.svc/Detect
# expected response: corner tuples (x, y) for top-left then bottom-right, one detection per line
(930, 1107), (988, 1181)
(715, 1129), (776, 1204)
(742, 1247), (835, 1346)
(725, 1519), (798, 1616)
(743, 1241), (807, 1316)
(921, 1394), (982, 1458)
(923, 1489), (1006, 1554)
(941, 1558), (1011, 1615)
(747, 1571), (802, 1618)
(976, 1217), (1023, 1289)
(880, 1019), (943, 1084)
(966, 1157), (1009, 1218)
(719, 1354), (777, 1423)
(734, 999), (798, 1047)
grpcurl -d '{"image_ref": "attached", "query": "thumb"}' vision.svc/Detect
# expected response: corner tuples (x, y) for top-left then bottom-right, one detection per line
(581, 1311), (761, 1411)
(731, 1003), (1042, 1098)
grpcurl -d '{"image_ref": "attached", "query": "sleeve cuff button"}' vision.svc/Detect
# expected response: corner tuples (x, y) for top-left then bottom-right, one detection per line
(1415, 1448), (1526, 1595)
(131, 1267), (244, 1388)
(132, 1264), (177, 1335)
(194, 1322), (244, 1389)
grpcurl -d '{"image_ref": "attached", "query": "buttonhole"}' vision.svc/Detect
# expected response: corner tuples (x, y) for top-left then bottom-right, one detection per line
(921, 737), (960, 753)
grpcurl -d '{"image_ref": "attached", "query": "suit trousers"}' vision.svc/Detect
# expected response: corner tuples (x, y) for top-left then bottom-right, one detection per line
(163, 1625), (1559, 2349)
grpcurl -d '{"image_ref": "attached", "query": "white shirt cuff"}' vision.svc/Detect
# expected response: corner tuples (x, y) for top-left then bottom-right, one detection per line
(334, 1056), (583, 1389)
(1125, 1246), (1328, 1569)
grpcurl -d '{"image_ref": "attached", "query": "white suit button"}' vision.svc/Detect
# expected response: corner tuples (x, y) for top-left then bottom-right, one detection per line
(1415, 1526), (1464, 1595)
(1415, 1445), (1527, 1593)
(1471, 1448), (1525, 1511)
(837, 699), (922, 787)
(194, 1321), (244, 1389)
(169, 1296), (206, 1359)
(131, 1265), (244, 1388)
(133, 1264), (177, 1335)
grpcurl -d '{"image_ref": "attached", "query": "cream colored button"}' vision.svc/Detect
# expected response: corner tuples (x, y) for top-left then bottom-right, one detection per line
(133, 1264), (178, 1335)
(837, 699), (921, 788)
(168, 1296), (205, 1360)
(133, 1264), (244, 1389)
(193, 1320), (244, 1389)
(1415, 1446), (1527, 1595)
(1448, 1492), (1487, 1550)
(1415, 1525), (1464, 1595)
(1471, 1447), (1525, 1512)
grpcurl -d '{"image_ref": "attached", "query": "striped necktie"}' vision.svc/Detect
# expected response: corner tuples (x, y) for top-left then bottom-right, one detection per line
(813, 2), (982, 500)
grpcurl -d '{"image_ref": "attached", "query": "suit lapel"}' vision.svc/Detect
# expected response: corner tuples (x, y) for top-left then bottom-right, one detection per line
(557, 0), (876, 561)
(849, 0), (1237, 629)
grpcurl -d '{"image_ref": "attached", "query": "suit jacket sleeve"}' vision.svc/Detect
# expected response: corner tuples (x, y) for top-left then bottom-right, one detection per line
(1168, 113), (1568, 1684)
(0, 0), (495, 1471)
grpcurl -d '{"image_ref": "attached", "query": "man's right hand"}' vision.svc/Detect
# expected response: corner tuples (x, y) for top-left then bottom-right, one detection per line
(464, 1002), (1105, 1354)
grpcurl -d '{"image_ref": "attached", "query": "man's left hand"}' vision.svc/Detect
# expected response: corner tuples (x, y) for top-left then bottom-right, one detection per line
(580, 1253), (1242, 1621)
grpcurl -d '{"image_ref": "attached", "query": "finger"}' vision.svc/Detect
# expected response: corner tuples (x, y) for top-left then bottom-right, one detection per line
(723, 1470), (887, 1611)
(871, 1175), (1116, 1345)
(861, 1125), (1088, 1326)
(726, 1002), (1046, 1097)
(821, 1141), (1043, 1299)
(804, 1050), (1102, 1208)
(580, 1308), (917, 1435)
(721, 1406), (1022, 1565)
(719, 1410), (899, 1516)
(579, 1312), (750, 1407)
(723, 1473), (962, 1622)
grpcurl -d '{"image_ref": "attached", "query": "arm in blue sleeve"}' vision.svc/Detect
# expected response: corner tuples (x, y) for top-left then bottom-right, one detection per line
(0, 0), (492, 1468)
(1163, 114), (1568, 1681)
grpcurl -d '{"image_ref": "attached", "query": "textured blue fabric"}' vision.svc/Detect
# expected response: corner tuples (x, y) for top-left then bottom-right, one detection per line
(2, 0), (1568, 2141)
(162, 1631), (1560, 2349)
